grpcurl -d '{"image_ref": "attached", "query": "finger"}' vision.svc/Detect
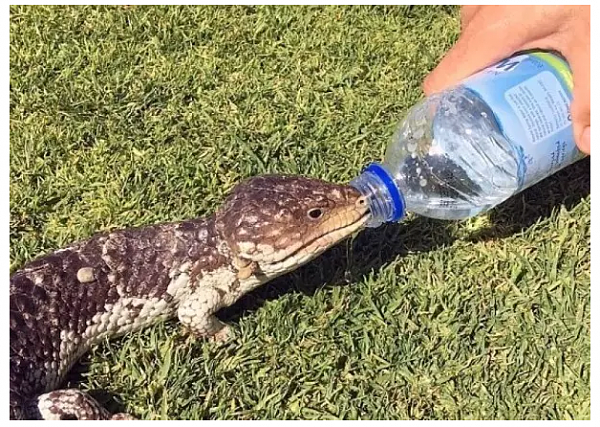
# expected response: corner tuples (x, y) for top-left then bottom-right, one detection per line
(569, 72), (590, 154)
(577, 127), (590, 154)
(569, 56), (590, 154)
(460, 5), (480, 26)
(563, 14), (591, 154)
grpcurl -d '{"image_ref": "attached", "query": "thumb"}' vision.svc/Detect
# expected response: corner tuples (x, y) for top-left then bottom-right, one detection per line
(423, 16), (525, 95)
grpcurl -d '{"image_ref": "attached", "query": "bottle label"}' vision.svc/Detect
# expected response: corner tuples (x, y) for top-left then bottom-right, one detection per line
(461, 52), (585, 190)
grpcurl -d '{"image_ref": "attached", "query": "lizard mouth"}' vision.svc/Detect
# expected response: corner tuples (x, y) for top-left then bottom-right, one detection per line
(264, 208), (371, 273)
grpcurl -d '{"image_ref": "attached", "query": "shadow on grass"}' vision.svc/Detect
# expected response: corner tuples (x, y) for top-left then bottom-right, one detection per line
(219, 158), (590, 323)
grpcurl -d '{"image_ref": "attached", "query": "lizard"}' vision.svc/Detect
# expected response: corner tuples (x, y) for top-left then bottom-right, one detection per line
(10, 174), (370, 420)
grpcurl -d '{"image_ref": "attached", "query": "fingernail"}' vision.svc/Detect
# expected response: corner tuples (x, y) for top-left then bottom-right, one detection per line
(580, 127), (590, 154)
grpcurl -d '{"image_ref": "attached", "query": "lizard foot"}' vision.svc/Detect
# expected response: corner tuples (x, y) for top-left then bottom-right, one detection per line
(110, 412), (137, 420)
(208, 325), (234, 344)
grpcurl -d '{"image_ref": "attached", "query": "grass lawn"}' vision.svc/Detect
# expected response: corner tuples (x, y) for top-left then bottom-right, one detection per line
(10, 5), (590, 420)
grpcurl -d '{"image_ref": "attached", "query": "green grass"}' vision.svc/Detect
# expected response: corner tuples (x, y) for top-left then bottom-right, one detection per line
(10, 5), (590, 420)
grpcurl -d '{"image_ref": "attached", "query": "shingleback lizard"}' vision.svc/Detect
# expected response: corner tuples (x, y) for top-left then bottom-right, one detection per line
(10, 174), (370, 420)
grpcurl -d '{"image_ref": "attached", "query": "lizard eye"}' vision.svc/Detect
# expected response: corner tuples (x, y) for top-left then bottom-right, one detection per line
(307, 208), (324, 220)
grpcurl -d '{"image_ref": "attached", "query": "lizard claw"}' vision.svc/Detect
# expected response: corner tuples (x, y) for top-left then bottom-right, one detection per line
(208, 325), (234, 344)
(110, 413), (136, 420)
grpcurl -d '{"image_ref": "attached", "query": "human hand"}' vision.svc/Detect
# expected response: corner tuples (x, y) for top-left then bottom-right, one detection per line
(423, 5), (590, 154)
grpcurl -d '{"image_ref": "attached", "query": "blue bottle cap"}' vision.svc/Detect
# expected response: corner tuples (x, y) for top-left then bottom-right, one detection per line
(363, 163), (406, 222)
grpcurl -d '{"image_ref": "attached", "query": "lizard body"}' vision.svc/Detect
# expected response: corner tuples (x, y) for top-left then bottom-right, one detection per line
(10, 174), (369, 419)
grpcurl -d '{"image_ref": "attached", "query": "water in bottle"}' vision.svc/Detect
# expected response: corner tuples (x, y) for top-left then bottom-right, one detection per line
(350, 51), (587, 227)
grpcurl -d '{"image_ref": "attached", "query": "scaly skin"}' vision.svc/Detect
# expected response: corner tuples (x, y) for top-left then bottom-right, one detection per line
(10, 174), (369, 420)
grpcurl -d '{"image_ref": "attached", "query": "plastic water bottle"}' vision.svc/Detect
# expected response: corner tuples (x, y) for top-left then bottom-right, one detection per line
(350, 51), (587, 227)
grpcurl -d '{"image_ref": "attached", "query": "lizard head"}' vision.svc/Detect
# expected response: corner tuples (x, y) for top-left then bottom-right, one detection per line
(215, 174), (370, 278)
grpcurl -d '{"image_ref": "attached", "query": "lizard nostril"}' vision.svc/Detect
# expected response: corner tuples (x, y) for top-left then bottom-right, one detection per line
(356, 197), (367, 207)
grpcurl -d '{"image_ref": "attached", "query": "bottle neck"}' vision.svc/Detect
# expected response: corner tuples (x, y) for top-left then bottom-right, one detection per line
(349, 163), (406, 228)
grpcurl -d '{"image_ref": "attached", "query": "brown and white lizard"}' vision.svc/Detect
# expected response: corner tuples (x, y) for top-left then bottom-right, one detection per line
(10, 174), (370, 420)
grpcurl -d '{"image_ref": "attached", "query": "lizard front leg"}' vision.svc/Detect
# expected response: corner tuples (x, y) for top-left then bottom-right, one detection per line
(177, 287), (233, 343)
